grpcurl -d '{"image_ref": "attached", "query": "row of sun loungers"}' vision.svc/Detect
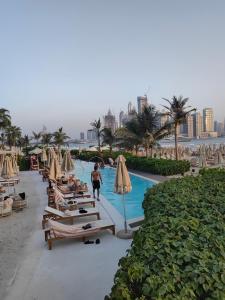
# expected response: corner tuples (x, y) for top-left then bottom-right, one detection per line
(39, 170), (115, 250)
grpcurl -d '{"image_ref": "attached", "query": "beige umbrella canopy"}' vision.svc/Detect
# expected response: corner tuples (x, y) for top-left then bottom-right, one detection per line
(1, 156), (15, 179)
(57, 149), (63, 165)
(49, 154), (61, 181)
(11, 155), (19, 175)
(41, 148), (48, 163)
(46, 148), (55, 168)
(114, 155), (132, 236)
(29, 147), (43, 155)
(61, 150), (74, 173)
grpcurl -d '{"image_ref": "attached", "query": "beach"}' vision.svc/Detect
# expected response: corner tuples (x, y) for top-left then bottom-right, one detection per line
(0, 170), (131, 300)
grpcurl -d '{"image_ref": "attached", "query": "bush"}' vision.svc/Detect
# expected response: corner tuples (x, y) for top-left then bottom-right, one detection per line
(108, 169), (225, 299)
(18, 156), (30, 171)
(73, 151), (190, 176)
(126, 157), (190, 176)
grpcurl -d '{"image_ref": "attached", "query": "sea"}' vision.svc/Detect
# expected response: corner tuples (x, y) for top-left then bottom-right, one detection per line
(69, 137), (225, 151)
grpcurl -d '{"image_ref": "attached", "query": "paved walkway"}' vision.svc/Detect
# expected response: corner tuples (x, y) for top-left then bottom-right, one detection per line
(3, 171), (131, 300)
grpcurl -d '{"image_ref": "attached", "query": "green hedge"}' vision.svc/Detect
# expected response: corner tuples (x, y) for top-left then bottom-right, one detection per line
(72, 150), (190, 176)
(125, 157), (190, 176)
(18, 156), (30, 171)
(107, 169), (225, 299)
(71, 150), (132, 163)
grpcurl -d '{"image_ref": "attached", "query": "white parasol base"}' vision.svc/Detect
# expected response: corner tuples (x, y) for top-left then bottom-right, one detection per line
(116, 229), (133, 239)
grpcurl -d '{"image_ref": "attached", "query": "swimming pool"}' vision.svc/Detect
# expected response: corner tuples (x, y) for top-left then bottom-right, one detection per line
(74, 160), (155, 219)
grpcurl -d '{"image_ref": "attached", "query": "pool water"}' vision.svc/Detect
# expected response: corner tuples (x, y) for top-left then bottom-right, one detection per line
(74, 160), (155, 220)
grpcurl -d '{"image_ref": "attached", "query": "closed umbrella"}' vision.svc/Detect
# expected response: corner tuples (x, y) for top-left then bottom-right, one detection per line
(46, 148), (55, 168)
(11, 155), (19, 175)
(61, 150), (74, 173)
(49, 154), (61, 181)
(41, 148), (47, 166)
(57, 149), (63, 165)
(218, 150), (224, 165)
(1, 156), (14, 179)
(29, 147), (42, 155)
(114, 155), (132, 238)
(1, 156), (15, 193)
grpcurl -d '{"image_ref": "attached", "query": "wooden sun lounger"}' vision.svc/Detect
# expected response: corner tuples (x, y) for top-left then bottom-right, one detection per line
(55, 187), (91, 199)
(42, 206), (100, 229)
(44, 219), (115, 250)
(0, 178), (20, 186)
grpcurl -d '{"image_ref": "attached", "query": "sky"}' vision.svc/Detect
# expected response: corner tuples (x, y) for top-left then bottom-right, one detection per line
(0, 0), (225, 138)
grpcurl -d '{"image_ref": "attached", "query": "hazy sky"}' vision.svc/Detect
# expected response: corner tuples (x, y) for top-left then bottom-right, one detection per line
(1, 0), (225, 138)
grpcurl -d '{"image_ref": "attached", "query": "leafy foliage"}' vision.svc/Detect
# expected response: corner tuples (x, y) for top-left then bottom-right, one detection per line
(108, 169), (225, 299)
(72, 150), (190, 176)
(162, 96), (196, 160)
(125, 156), (190, 176)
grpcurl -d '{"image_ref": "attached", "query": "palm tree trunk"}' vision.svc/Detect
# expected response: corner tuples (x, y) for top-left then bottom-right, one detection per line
(98, 133), (101, 153)
(175, 123), (178, 160)
(109, 145), (112, 155)
(135, 145), (138, 156)
(145, 146), (148, 158)
(149, 146), (153, 158)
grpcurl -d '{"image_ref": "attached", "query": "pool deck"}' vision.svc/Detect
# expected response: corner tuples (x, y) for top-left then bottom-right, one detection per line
(1, 168), (166, 300)
(2, 171), (131, 300)
(128, 168), (168, 183)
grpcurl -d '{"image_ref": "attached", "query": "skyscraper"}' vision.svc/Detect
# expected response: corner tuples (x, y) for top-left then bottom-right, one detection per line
(203, 108), (214, 132)
(137, 95), (148, 114)
(87, 129), (97, 141)
(193, 112), (202, 138)
(104, 109), (116, 133)
(187, 115), (194, 138)
(119, 111), (125, 128)
(80, 132), (85, 140)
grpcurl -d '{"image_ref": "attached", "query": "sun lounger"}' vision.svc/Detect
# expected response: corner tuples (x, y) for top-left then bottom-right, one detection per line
(0, 197), (13, 217)
(57, 185), (90, 197)
(42, 206), (100, 229)
(54, 188), (96, 209)
(0, 178), (20, 186)
(54, 187), (92, 203)
(44, 219), (115, 250)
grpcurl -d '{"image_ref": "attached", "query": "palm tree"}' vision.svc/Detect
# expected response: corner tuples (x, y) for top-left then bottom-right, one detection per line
(0, 108), (11, 130)
(32, 131), (42, 145)
(101, 128), (116, 155)
(162, 96), (196, 160)
(115, 126), (141, 154)
(53, 127), (70, 149)
(42, 133), (52, 146)
(5, 126), (22, 149)
(17, 134), (30, 155)
(124, 119), (142, 154)
(137, 105), (172, 157)
(0, 132), (6, 149)
(91, 118), (102, 152)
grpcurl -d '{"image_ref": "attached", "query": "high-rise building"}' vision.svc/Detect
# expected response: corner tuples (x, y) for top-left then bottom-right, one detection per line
(214, 120), (224, 136)
(203, 108), (214, 132)
(119, 111), (125, 128)
(128, 102), (132, 114)
(137, 95), (148, 114)
(193, 112), (202, 138)
(104, 109), (116, 133)
(160, 110), (170, 127)
(80, 132), (85, 140)
(187, 115), (194, 138)
(87, 129), (97, 141)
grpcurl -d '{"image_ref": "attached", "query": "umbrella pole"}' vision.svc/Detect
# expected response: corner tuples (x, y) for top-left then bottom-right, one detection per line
(122, 193), (128, 233)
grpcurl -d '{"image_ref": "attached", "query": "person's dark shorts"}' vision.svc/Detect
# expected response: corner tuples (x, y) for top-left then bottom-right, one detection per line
(92, 180), (100, 190)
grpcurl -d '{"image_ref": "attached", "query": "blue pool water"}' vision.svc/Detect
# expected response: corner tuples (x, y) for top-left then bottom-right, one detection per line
(74, 160), (155, 219)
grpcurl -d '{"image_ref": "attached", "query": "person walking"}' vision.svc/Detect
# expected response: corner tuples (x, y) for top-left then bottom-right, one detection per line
(91, 165), (103, 201)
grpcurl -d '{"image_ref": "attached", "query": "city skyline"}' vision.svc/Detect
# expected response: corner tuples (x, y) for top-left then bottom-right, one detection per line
(1, 0), (225, 137)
